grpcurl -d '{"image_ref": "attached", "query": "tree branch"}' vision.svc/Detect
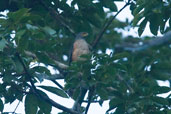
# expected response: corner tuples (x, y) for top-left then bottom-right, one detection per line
(34, 89), (79, 114)
(72, 88), (87, 113)
(53, 60), (69, 69)
(52, 80), (64, 90)
(16, 52), (37, 92)
(3, 112), (21, 114)
(83, 100), (100, 103)
(85, 87), (94, 114)
(24, 50), (69, 70)
(115, 31), (171, 52)
(16, 52), (79, 114)
(91, 0), (131, 49)
(24, 51), (66, 79)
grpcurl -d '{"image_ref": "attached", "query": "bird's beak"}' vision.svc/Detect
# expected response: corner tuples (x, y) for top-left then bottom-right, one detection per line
(82, 32), (89, 37)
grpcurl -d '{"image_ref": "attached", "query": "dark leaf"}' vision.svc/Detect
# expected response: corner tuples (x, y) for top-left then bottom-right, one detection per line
(8, 8), (30, 22)
(114, 105), (125, 114)
(133, 4), (144, 16)
(149, 14), (160, 36)
(138, 18), (147, 36)
(133, 11), (144, 26)
(107, 98), (124, 112)
(38, 86), (69, 98)
(13, 59), (24, 74)
(16, 29), (26, 40)
(0, 99), (3, 112)
(37, 110), (43, 114)
(25, 94), (38, 114)
(103, 0), (117, 11)
(0, 39), (7, 52)
(96, 87), (108, 100)
(31, 66), (51, 75)
(152, 96), (169, 105)
(38, 98), (52, 114)
(153, 86), (171, 94)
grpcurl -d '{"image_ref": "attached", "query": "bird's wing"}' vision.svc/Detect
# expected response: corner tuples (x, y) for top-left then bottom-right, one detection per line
(68, 42), (73, 65)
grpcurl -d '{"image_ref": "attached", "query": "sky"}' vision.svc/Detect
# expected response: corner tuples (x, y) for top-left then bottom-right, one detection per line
(2, 1), (171, 114)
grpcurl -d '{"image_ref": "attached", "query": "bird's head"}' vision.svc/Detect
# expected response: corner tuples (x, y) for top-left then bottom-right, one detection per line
(76, 32), (89, 39)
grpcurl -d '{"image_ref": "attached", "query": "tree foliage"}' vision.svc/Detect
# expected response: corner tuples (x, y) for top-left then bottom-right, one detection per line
(0, 0), (171, 114)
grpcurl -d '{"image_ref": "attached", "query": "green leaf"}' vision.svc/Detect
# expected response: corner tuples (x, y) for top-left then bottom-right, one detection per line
(166, 109), (171, 114)
(113, 52), (129, 60)
(151, 71), (170, 80)
(37, 110), (44, 114)
(38, 86), (69, 98)
(160, 19), (166, 34)
(3, 75), (16, 83)
(149, 14), (160, 35)
(108, 98), (124, 112)
(0, 18), (6, 26)
(31, 66), (51, 75)
(13, 59), (24, 73)
(0, 39), (7, 51)
(16, 29), (26, 40)
(114, 105), (125, 114)
(35, 52), (52, 64)
(96, 87), (108, 100)
(103, 0), (117, 11)
(35, 89), (52, 114)
(133, 11), (144, 26)
(0, 99), (3, 112)
(152, 96), (169, 105)
(133, 4), (144, 16)
(26, 24), (38, 30)
(84, 13), (102, 28)
(42, 26), (56, 36)
(25, 94), (38, 114)
(8, 8), (30, 22)
(153, 86), (171, 94)
(38, 98), (52, 114)
(138, 18), (147, 36)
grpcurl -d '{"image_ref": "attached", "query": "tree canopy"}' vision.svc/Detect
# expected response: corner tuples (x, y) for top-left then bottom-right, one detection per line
(0, 0), (171, 114)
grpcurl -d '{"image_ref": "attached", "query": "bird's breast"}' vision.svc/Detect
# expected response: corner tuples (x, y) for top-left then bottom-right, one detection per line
(72, 39), (90, 61)
(73, 39), (89, 50)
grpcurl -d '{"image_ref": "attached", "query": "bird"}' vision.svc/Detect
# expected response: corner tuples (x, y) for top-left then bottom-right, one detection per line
(68, 32), (90, 112)
(69, 32), (90, 65)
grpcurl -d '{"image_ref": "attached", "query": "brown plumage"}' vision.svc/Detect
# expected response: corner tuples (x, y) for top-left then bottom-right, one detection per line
(69, 32), (90, 64)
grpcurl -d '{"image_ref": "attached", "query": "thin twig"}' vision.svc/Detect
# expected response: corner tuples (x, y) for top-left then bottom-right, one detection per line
(12, 101), (21, 114)
(91, 0), (131, 49)
(83, 100), (100, 103)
